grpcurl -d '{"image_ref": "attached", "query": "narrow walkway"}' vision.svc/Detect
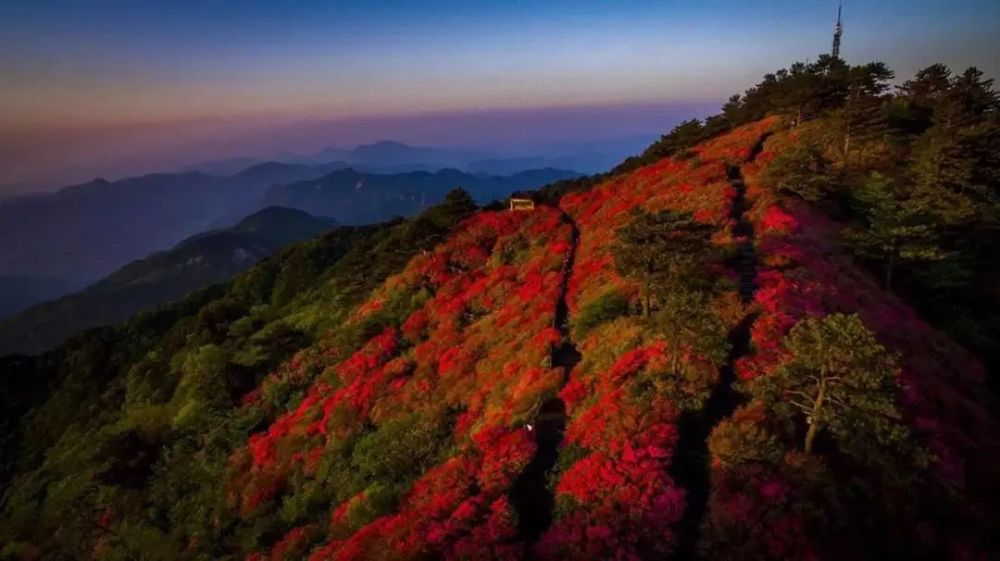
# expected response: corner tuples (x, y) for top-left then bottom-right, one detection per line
(670, 313), (755, 560)
(509, 212), (580, 547)
(670, 143), (766, 559)
(729, 165), (757, 304)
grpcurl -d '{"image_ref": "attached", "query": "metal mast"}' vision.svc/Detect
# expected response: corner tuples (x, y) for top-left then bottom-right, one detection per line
(832, 3), (843, 59)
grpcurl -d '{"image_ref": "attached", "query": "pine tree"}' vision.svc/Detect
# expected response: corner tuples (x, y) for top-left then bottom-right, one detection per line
(936, 67), (999, 129)
(614, 210), (714, 317)
(845, 172), (949, 289)
(750, 314), (912, 459)
(440, 188), (478, 218)
(640, 119), (707, 161)
(773, 62), (826, 126)
(896, 63), (954, 132)
(762, 137), (837, 201)
(830, 62), (894, 166)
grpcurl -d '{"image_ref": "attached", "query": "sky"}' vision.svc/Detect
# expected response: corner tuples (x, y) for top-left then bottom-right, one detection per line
(1, 0), (998, 190)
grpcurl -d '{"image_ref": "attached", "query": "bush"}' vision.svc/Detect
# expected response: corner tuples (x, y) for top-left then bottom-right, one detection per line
(571, 288), (629, 339)
(350, 413), (448, 483)
(346, 482), (402, 530)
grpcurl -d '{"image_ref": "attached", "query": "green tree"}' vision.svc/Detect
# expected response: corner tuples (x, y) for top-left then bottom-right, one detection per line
(934, 67), (999, 129)
(845, 172), (949, 289)
(439, 187), (478, 219)
(638, 119), (708, 162)
(910, 121), (1000, 233)
(761, 137), (837, 201)
(613, 210), (714, 317)
(900, 65), (999, 233)
(895, 63), (954, 133)
(651, 288), (729, 375)
(772, 62), (827, 126)
(829, 62), (894, 165)
(570, 287), (629, 339)
(170, 344), (231, 430)
(750, 314), (910, 458)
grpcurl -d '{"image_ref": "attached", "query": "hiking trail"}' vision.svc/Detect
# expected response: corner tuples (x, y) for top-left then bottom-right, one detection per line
(670, 136), (768, 559)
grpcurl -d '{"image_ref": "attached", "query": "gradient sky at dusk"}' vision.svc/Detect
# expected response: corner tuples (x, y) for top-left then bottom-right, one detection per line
(2, 0), (998, 189)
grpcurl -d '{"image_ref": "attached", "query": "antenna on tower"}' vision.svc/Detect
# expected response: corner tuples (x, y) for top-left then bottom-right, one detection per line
(832, 3), (844, 59)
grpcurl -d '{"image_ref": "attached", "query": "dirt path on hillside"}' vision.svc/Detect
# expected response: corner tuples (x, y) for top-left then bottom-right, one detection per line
(671, 137), (768, 560)
(509, 210), (580, 549)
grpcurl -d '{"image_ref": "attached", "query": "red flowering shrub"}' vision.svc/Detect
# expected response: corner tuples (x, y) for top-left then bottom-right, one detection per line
(702, 459), (822, 561)
(475, 428), (536, 494)
(537, 450), (685, 560)
(229, 207), (575, 557)
(257, 524), (323, 561)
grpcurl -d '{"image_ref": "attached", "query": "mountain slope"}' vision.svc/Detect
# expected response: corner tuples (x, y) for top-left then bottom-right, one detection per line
(0, 207), (336, 356)
(0, 276), (82, 320)
(1, 117), (995, 561)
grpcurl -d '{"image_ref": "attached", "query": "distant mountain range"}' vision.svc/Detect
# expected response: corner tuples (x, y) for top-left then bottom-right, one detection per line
(0, 206), (336, 355)
(178, 138), (654, 177)
(305, 140), (490, 170)
(0, 161), (345, 284)
(264, 167), (580, 224)
(176, 157), (277, 177)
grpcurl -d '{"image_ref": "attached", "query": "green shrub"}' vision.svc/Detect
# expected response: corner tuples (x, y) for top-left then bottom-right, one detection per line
(571, 288), (629, 339)
(346, 482), (402, 529)
(351, 413), (448, 483)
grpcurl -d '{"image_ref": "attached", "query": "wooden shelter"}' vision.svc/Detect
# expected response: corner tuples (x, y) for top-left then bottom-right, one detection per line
(509, 197), (535, 211)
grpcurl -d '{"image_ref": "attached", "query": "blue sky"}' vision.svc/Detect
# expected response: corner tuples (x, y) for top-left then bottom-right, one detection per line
(1, 0), (998, 187)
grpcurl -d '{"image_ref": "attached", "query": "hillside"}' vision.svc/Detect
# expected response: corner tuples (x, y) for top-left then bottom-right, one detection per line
(0, 208), (337, 356)
(1, 58), (998, 561)
(0, 276), (82, 321)
(264, 167), (581, 224)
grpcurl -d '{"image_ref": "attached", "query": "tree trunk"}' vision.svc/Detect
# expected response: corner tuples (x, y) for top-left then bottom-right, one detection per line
(842, 129), (851, 166)
(642, 268), (653, 317)
(885, 253), (895, 290)
(804, 380), (826, 455)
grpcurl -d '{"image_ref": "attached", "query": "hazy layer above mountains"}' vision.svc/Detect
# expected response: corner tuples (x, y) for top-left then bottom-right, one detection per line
(2, 102), (709, 192)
